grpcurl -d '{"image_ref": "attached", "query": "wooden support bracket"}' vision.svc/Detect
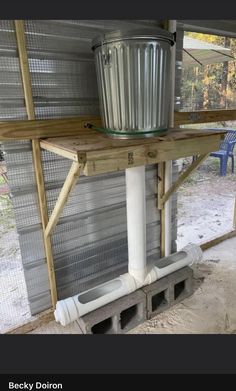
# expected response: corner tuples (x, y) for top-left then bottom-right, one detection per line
(158, 153), (209, 209)
(45, 162), (82, 238)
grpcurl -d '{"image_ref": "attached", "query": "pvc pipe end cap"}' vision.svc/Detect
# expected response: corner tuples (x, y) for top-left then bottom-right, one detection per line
(183, 243), (203, 264)
(54, 301), (68, 327)
(54, 309), (59, 323)
(54, 297), (79, 327)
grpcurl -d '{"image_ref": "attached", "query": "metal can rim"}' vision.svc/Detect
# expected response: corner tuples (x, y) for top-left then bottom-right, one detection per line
(91, 28), (174, 50)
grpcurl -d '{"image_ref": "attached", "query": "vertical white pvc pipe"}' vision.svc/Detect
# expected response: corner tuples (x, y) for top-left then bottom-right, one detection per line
(164, 20), (177, 256)
(126, 165), (147, 283)
(164, 161), (172, 256)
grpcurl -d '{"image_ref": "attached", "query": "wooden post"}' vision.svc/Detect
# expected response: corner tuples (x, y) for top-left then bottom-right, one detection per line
(158, 18), (169, 258)
(159, 20), (176, 257)
(45, 162), (81, 237)
(14, 20), (57, 308)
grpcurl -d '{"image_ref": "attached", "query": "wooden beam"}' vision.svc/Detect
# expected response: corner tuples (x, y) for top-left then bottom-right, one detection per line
(234, 196), (236, 229)
(0, 110), (234, 140)
(0, 116), (102, 140)
(174, 109), (236, 126)
(45, 162), (81, 237)
(15, 20), (57, 308)
(40, 138), (81, 162)
(5, 309), (54, 334)
(14, 21), (35, 121)
(200, 230), (236, 251)
(159, 154), (209, 208)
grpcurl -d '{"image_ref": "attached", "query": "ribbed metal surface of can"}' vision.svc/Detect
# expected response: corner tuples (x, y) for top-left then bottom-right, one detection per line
(92, 29), (174, 138)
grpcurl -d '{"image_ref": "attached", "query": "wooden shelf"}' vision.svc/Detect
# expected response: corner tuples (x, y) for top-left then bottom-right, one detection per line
(39, 126), (225, 238)
(40, 127), (225, 176)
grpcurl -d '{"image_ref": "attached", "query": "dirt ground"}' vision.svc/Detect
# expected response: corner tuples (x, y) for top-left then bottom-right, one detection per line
(176, 156), (236, 248)
(1, 156), (236, 334)
(131, 236), (236, 334)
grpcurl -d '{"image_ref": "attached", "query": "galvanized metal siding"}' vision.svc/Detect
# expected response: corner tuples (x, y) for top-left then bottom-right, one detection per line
(2, 20), (177, 315)
(0, 20), (27, 120)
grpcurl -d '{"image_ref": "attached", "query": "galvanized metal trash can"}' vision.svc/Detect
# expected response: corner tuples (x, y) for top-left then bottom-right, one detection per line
(92, 28), (174, 138)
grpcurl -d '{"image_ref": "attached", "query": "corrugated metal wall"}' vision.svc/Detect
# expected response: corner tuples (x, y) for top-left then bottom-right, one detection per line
(0, 20), (27, 120)
(2, 20), (177, 315)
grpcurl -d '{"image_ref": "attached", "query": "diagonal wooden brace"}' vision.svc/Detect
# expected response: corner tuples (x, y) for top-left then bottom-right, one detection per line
(158, 153), (209, 210)
(45, 161), (82, 237)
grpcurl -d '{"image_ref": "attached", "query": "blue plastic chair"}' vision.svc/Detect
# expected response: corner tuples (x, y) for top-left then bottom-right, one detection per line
(208, 128), (236, 176)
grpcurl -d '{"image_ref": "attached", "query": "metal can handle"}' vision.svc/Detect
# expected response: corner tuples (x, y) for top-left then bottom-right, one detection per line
(102, 51), (111, 66)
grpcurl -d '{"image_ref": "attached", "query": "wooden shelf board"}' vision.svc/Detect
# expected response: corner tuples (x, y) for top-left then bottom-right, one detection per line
(0, 116), (102, 140)
(40, 128), (225, 176)
(0, 111), (235, 140)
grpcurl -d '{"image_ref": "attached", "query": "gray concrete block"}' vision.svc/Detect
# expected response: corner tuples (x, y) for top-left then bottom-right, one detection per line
(142, 266), (194, 319)
(172, 266), (193, 305)
(76, 289), (147, 334)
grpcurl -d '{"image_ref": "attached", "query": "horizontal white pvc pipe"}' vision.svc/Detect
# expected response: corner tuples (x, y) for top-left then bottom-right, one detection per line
(153, 243), (203, 279)
(54, 243), (202, 326)
(54, 273), (136, 327)
(126, 166), (147, 283)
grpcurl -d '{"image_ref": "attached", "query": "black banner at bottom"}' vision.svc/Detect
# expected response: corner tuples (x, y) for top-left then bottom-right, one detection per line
(0, 374), (235, 390)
